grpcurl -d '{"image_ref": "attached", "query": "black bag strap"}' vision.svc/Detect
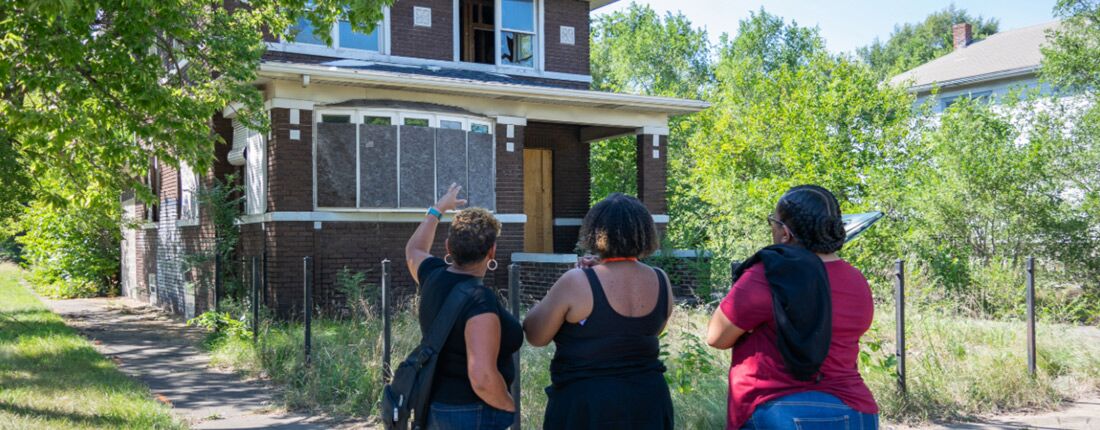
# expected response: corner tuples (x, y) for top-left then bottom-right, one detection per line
(422, 278), (483, 353)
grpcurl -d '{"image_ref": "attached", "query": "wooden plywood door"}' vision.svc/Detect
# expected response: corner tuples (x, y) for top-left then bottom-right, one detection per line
(524, 149), (553, 253)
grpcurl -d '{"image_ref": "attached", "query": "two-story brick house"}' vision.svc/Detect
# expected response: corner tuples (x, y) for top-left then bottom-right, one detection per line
(119, 0), (709, 317)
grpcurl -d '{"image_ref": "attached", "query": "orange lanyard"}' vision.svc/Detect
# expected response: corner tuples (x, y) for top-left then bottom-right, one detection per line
(601, 257), (639, 263)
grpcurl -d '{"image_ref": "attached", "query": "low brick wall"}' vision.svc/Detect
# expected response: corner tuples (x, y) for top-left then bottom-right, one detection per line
(512, 251), (712, 305)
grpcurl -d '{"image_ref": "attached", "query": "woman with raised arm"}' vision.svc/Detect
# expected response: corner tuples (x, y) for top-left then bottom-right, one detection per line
(706, 185), (879, 430)
(523, 193), (675, 429)
(405, 183), (522, 430)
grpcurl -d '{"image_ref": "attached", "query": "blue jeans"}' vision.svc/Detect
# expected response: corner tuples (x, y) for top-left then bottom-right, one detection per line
(428, 401), (515, 430)
(742, 391), (878, 430)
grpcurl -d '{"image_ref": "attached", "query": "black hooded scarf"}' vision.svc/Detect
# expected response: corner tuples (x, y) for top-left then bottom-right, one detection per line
(732, 244), (832, 382)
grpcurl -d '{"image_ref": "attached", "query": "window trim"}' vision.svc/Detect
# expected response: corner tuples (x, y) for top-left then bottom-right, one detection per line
(177, 162), (201, 227)
(313, 107), (496, 212)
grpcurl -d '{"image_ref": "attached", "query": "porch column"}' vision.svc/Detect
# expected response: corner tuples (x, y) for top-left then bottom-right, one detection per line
(495, 116), (526, 288)
(636, 129), (668, 215)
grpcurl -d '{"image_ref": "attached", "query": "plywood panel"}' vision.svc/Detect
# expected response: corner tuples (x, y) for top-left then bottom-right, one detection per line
(467, 131), (495, 210)
(316, 123), (357, 208)
(360, 124), (398, 208)
(435, 128), (468, 203)
(524, 149), (553, 252)
(399, 125), (436, 208)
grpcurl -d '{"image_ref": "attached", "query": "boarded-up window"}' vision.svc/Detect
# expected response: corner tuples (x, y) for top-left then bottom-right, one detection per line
(316, 122), (358, 207)
(314, 114), (496, 211)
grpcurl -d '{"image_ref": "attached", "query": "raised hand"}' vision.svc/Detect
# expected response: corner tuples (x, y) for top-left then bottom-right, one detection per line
(434, 183), (468, 213)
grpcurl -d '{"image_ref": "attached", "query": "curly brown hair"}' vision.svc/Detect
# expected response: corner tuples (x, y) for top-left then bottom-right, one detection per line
(447, 208), (502, 265)
(579, 193), (659, 259)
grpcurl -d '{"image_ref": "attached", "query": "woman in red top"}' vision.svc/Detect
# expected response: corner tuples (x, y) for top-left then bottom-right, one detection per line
(706, 185), (879, 430)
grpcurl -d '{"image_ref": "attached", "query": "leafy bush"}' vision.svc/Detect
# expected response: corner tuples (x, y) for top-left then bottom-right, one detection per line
(187, 310), (252, 344)
(14, 196), (120, 298)
(335, 267), (379, 319)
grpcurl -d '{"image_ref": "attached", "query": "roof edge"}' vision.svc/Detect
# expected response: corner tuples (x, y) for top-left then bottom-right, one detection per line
(904, 66), (1039, 94)
(259, 62), (710, 114)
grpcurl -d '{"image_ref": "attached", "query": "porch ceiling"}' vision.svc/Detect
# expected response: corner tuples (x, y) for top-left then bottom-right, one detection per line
(259, 62), (710, 116)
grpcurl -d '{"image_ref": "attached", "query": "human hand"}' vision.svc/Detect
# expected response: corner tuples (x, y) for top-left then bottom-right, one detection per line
(434, 183), (467, 213)
(575, 254), (599, 269)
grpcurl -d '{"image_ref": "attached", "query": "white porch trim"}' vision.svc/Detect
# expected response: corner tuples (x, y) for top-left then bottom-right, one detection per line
(237, 211), (527, 224)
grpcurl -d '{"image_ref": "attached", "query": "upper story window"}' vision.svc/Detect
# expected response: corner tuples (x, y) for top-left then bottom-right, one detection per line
(501, 0), (535, 67)
(458, 0), (539, 69)
(290, 8), (388, 53)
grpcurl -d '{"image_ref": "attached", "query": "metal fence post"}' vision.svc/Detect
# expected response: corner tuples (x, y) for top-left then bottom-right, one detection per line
(1027, 256), (1036, 377)
(895, 259), (906, 394)
(251, 256), (260, 343)
(381, 259), (393, 384)
(304, 256), (313, 367)
(214, 253), (222, 310)
(509, 263), (522, 430)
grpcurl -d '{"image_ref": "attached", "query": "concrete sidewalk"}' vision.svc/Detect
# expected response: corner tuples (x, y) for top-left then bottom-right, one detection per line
(41, 296), (374, 430)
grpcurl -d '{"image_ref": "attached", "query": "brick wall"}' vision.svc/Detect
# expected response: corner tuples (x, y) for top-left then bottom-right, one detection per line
(268, 108), (313, 211)
(391, 0), (454, 61)
(525, 121), (589, 252)
(544, 0), (590, 77)
(636, 134), (667, 214)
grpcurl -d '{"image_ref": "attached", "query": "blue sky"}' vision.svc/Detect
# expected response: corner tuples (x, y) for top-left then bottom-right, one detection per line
(593, 1), (1058, 54)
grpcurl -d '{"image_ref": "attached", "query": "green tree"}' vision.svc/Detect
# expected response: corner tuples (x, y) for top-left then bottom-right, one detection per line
(858, 6), (999, 80)
(680, 10), (915, 276)
(588, 3), (712, 203)
(0, 0), (391, 220)
(1041, 0), (1100, 91)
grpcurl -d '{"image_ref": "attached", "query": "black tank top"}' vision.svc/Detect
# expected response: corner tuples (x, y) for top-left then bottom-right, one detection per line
(549, 266), (670, 387)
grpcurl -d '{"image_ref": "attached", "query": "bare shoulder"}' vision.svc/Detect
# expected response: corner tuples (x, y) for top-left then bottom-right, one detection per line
(554, 268), (590, 293)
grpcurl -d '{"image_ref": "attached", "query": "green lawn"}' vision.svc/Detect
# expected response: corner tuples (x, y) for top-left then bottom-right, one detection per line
(0, 264), (185, 430)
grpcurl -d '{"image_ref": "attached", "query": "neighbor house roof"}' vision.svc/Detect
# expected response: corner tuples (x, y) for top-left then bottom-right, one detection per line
(590, 0), (618, 11)
(890, 20), (1061, 93)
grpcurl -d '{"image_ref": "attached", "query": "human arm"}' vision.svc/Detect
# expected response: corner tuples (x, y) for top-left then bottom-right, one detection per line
(465, 313), (516, 412)
(522, 269), (586, 347)
(405, 183), (466, 283)
(706, 265), (771, 350)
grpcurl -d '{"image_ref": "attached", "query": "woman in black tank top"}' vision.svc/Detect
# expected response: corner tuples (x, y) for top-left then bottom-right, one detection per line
(523, 194), (675, 430)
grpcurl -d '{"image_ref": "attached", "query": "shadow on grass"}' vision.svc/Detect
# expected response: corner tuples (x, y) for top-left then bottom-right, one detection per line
(0, 400), (132, 428)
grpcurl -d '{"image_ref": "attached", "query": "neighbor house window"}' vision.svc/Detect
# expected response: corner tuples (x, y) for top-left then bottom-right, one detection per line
(501, 0), (536, 67)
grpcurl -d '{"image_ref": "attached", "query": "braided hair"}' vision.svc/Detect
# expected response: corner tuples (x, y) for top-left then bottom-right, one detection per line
(775, 185), (846, 254)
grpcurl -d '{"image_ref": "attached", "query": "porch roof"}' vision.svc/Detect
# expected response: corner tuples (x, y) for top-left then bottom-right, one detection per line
(258, 61), (710, 116)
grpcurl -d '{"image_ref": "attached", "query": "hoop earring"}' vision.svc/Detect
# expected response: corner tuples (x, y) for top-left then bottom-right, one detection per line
(487, 259), (498, 271)
(444, 254), (455, 265)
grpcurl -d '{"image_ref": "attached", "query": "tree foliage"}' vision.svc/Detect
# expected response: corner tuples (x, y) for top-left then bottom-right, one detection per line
(857, 6), (999, 79)
(588, 3), (713, 204)
(0, 0), (391, 219)
(1042, 0), (1100, 92)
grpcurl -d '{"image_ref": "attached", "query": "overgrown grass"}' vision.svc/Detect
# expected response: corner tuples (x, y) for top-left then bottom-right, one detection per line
(202, 301), (1100, 429)
(0, 264), (185, 430)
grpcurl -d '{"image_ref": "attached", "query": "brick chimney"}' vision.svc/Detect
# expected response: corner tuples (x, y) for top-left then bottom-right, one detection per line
(953, 22), (973, 50)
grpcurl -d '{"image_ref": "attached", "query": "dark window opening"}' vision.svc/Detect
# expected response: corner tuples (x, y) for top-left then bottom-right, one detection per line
(460, 0), (495, 64)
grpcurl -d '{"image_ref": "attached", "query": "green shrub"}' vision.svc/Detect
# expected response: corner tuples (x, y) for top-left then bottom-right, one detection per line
(187, 310), (252, 344)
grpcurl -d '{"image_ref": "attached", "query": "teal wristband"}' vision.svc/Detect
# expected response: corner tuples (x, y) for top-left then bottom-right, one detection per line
(426, 206), (442, 220)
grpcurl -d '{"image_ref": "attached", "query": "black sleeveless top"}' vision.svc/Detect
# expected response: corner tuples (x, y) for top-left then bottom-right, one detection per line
(549, 267), (670, 386)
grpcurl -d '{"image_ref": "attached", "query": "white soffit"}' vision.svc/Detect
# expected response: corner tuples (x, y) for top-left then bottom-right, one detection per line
(259, 62), (709, 115)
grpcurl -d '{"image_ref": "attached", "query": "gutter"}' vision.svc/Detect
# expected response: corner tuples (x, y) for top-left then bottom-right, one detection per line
(905, 66), (1039, 94)
(258, 62), (710, 115)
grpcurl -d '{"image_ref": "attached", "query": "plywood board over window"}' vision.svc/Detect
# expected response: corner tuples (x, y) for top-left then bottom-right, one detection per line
(316, 122), (358, 207)
(435, 128), (469, 202)
(360, 124), (398, 207)
(467, 132), (496, 208)
(398, 125), (436, 208)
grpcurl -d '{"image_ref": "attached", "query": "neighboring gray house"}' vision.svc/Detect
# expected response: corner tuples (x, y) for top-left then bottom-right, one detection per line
(891, 21), (1061, 111)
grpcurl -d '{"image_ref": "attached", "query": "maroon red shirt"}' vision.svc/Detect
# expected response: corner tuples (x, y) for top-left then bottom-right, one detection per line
(719, 259), (878, 429)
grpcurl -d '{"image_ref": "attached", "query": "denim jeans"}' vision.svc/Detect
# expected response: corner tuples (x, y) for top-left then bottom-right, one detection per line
(742, 391), (879, 430)
(427, 401), (515, 430)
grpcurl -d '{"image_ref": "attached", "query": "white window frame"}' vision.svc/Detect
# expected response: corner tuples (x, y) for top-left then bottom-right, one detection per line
(313, 107), (496, 212)
(177, 162), (200, 227)
(288, 7), (391, 55)
(498, 0), (539, 69)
